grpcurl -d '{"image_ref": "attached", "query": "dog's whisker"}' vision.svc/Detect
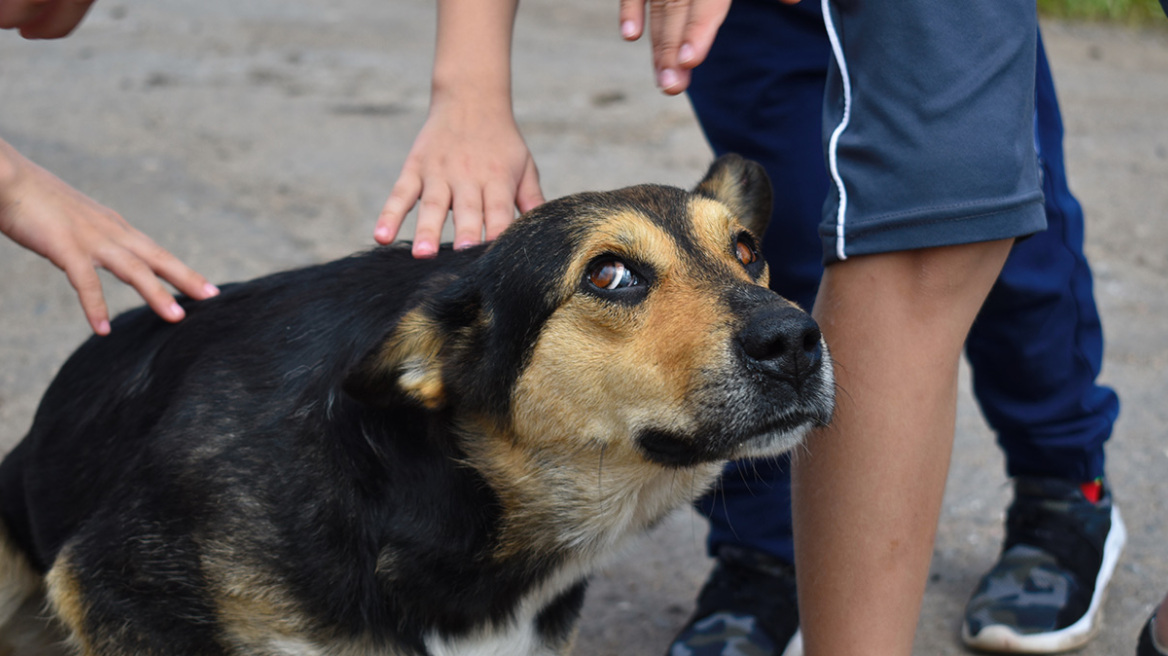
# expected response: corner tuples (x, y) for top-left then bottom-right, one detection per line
(597, 444), (607, 495)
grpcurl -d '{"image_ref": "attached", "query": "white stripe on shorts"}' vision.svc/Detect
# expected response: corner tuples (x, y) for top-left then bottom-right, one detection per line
(822, 0), (852, 262)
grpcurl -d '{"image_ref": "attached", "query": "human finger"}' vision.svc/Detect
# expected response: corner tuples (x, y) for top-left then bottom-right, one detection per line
(61, 258), (111, 335)
(482, 180), (517, 243)
(376, 170), (423, 245)
(675, 0), (732, 71)
(618, 0), (645, 40)
(0, 0), (50, 31)
(412, 183), (452, 258)
(80, 207), (215, 306)
(514, 158), (544, 215)
(450, 183), (485, 251)
(98, 245), (187, 323)
(16, 0), (95, 38)
(125, 232), (220, 301)
(647, 0), (693, 94)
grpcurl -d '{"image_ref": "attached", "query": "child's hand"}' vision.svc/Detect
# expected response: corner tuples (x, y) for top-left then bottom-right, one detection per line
(619, 0), (731, 95)
(0, 0), (97, 39)
(376, 99), (543, 258)
(619, 0), (800, 95)
(0, 143), (219, 335)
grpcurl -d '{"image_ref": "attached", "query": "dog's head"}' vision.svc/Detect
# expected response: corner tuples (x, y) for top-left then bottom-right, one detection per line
(349, 155), (833, 475)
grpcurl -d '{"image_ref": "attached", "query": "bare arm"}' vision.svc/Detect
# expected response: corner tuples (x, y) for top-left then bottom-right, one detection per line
(376, 0), (543, 258)
(0, 138), (218, 335)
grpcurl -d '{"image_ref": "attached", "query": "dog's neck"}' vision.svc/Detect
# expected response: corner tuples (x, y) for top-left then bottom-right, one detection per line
(455, 417), (723, 564)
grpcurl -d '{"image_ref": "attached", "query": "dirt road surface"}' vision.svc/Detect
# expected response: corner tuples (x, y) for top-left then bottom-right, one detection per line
(1, 3), (1165, 654)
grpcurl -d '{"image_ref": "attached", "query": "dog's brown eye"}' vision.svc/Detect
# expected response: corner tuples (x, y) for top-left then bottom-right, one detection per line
(735, 237), (758, 265)
(588, 260), (639, 290)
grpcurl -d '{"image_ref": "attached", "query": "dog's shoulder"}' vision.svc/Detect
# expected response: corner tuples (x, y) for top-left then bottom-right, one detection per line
(1, 245), (486, 568)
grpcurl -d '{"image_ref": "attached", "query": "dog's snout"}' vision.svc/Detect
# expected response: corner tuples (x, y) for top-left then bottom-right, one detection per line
(738, 306), (823, 381)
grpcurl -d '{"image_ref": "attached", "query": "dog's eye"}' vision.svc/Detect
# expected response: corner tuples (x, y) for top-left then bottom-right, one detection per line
(588, 259), (640, 290)
(735, 235), (759, 266)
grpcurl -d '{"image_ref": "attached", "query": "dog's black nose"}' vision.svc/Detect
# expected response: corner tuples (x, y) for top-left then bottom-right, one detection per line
(737, 305), (823, 382)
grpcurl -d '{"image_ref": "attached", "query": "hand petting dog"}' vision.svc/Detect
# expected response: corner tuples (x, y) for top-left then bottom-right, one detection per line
(0, 139), (218, 335)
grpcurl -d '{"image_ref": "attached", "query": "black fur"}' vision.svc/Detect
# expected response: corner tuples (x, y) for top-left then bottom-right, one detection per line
(0, 155), (833, 655)
(1, 245), (564, 648)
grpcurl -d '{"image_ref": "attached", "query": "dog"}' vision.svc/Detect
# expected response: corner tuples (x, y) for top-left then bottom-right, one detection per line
(0, 154), (833, 655)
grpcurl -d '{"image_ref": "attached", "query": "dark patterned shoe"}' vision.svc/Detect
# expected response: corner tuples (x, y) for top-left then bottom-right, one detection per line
(962, 476), (1126, 653)
(667, 545), (801, 656)
(1138, 613), (1168, 656)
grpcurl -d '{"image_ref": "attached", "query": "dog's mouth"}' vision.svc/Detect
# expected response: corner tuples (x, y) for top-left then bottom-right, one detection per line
(636, 406), (830, 469)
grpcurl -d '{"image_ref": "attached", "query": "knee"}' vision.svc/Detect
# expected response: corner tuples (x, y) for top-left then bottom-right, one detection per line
(814, 239), (1014, 347)
(901, 240), (1015, 306)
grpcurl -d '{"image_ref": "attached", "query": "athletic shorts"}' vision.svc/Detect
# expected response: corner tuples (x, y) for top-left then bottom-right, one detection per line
(819, 0), (1048, 263)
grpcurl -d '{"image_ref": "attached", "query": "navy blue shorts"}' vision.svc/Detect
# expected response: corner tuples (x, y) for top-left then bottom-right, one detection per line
(819, 0), (1048, 263)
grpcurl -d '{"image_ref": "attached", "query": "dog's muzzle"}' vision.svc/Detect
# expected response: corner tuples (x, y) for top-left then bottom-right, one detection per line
(636, 302), (833, 468)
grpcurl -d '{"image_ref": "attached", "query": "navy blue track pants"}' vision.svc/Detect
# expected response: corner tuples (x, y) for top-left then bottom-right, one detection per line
(687, 0), (1119, 564)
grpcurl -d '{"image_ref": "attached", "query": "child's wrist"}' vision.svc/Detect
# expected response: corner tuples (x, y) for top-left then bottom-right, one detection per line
(428, 78), (513, 118)
(430, 69), (511, 105)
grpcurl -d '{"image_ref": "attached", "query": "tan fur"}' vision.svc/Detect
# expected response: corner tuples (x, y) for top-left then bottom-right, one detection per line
(0, 523), (67, 655)
(378, 308), (450, 409)
(0, 524), (40, 631)
(202, 543), (317, 653)
(207, 557), (418, 656)
(693, 165), (764, 236)
(509, 208), (736, 444)
(468, 430), (722, 563)
(43, 551), (90, 655)
(687, 198), (752, 269)
(469, 203), (763, 563)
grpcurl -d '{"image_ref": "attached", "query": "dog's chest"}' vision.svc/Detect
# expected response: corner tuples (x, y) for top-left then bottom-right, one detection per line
(254, 624), (556, 656)
(417, 554), (596, 656)
(423, 622), (553, 656)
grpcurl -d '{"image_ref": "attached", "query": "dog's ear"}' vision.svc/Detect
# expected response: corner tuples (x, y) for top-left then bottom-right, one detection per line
(344, 307), (448, 409)
(693, 154), (773, 239)
(344, 277), (480, 410)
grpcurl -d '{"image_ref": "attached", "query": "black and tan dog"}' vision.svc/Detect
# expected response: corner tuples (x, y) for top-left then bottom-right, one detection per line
(0, 155), (833, 655)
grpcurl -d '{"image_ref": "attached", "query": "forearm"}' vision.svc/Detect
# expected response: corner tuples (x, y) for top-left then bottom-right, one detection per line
(431, 0), (518, 109)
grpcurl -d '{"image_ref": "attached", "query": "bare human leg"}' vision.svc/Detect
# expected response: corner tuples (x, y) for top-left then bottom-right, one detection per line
(793, 239), (1014, 655)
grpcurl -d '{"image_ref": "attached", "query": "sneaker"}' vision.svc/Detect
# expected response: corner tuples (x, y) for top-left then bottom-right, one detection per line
(962, 476), (1126, 653)
(667, 545), (802, 656)
(1138, 613), (1168, 656)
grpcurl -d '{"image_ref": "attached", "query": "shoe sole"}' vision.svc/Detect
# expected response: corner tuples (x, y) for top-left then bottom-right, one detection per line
(961, 506), (1127, 654)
